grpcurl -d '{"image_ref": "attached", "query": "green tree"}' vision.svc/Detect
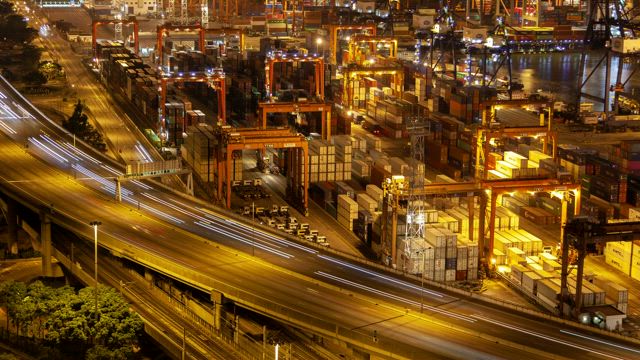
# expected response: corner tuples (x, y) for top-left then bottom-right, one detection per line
(0, 13), (37, 45)
(22, 70), (46, 86)
(78, 287), (143, 356)
(62, 100), (106, 151)
(38, 61), (63, 80)
(20, 44), (41, 72)
(0, 1), (13, 17)
(0, 281), (27, 335)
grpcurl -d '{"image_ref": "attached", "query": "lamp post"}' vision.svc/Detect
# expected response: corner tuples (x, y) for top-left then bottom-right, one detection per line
(316, 37), (323, 57)
(90, 221), (102, 321)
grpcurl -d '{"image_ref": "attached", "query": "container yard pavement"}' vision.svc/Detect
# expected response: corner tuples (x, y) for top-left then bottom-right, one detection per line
(234, 156), (366, 257)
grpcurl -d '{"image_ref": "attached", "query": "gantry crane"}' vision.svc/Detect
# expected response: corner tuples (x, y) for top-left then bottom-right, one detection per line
(480, 179), (581, 266)
(380, 178), (580, 270)
(561, 218), (640, 317)
(158, 69), (226, 142)
(92, 18), (140, 58)
(265, 52), (325, 101)
(345, 35), (398, 65)
(215, 127), (309, 214)
(327, 24), (377, 65)
(156, 23), (206, 68)
(258, 102), (333, 139)
(475, 98), (556, 180)
(341, 64), (404, 110)
(205, 28), (246, 53)
(260, 52), (331, 138)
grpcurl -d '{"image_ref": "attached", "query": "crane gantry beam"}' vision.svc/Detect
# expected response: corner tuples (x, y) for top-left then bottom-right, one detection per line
(92, 19), (140, 57)
(327, 24), (377, 65)
(265, 53), (325, 101)
(156, 24), (206, 68)
(159, 70), (226, 141)
(258, 101), (332, 140)
(215, 128), (309, 213)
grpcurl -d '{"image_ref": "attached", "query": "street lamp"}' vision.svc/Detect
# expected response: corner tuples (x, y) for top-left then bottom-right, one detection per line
(90, 220), (102, 321)
(316, 37), (322, 55)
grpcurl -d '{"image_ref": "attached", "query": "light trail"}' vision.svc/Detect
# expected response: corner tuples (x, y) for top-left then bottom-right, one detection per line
(472, 315), (623, 360)
(195, 221), (293, 259)
(317, 254), (445, 299)
(560, 330), (640, 355)
(29, 137), (68, 163)
(316, 271), (474, 322)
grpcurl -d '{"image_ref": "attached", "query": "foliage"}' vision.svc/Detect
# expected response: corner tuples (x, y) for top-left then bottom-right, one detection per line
(38, 61), (64, 80)
(62, 101), (106, 151)
(0, 281), (143, 359)
(0, 353), (18, 360)
(0, 2), (37, 45)
(22, 70), (46, 86)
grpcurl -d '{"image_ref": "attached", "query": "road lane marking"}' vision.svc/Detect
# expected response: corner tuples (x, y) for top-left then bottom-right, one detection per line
(315, 271), (475, 323)
(560, 330), (640, 355)
(317, 254), (445, 299)
(472, 314), (623, 360)
(195, 220), (293, 259)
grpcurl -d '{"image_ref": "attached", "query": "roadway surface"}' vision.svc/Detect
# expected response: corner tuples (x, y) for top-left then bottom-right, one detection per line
(25, 4), (155, 166)
(0, 81), (639, 359)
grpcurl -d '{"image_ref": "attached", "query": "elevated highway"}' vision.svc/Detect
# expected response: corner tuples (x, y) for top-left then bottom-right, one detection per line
(0, 76), (639, 359)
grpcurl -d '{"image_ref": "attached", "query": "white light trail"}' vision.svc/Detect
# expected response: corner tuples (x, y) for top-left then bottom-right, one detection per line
(317, 255), (444, 298)
(195, 220), (293, 259)
(560, 330), (640, 355)
(472, 315), (623, 360)
(29, 137), (68, 163)
(316, 271), (474, 322)
(40, 135), (82, 162)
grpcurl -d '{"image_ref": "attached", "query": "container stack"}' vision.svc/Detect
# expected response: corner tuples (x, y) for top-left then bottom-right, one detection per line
(330, 135), (354, 181)
(595, 280), (629, 314)
(337, 194), (358, 231)
(357, 193), (378, 214)
(181, 125), (216, 183)
(604, 241), (634, 277)
(365, 134), (382, 151)
(352, 159), (371, 180)
(309, 140), (336, 183)
(424, 227), (447, 281)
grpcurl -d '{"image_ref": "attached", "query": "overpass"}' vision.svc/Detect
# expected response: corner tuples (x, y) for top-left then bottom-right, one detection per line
(0, 76), (639, 359)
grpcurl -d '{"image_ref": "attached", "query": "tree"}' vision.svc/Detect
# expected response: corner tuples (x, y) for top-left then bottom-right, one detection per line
(38, 61), (63, 80)
(20, 44), (41, 72)
(0, 13), (37, 45)
(78, 286), (143, 356)
(0, 281), (27, 333)
(22, 70), (46, 86)
(62, 101), (106, 151)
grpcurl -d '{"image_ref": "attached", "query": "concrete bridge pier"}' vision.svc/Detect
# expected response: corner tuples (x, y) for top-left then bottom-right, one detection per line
(40, 211), (53, 277)
(6, 198), (18, 255)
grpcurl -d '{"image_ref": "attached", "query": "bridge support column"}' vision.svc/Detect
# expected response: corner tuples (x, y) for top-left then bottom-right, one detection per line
(211, 291), (223, 331)
(234, 314), (239, 345)
(144, 268), (154, 287)
(40, 213), (53, 277)
(115, 179), (122, 202)
(6, 198), (18, 255)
